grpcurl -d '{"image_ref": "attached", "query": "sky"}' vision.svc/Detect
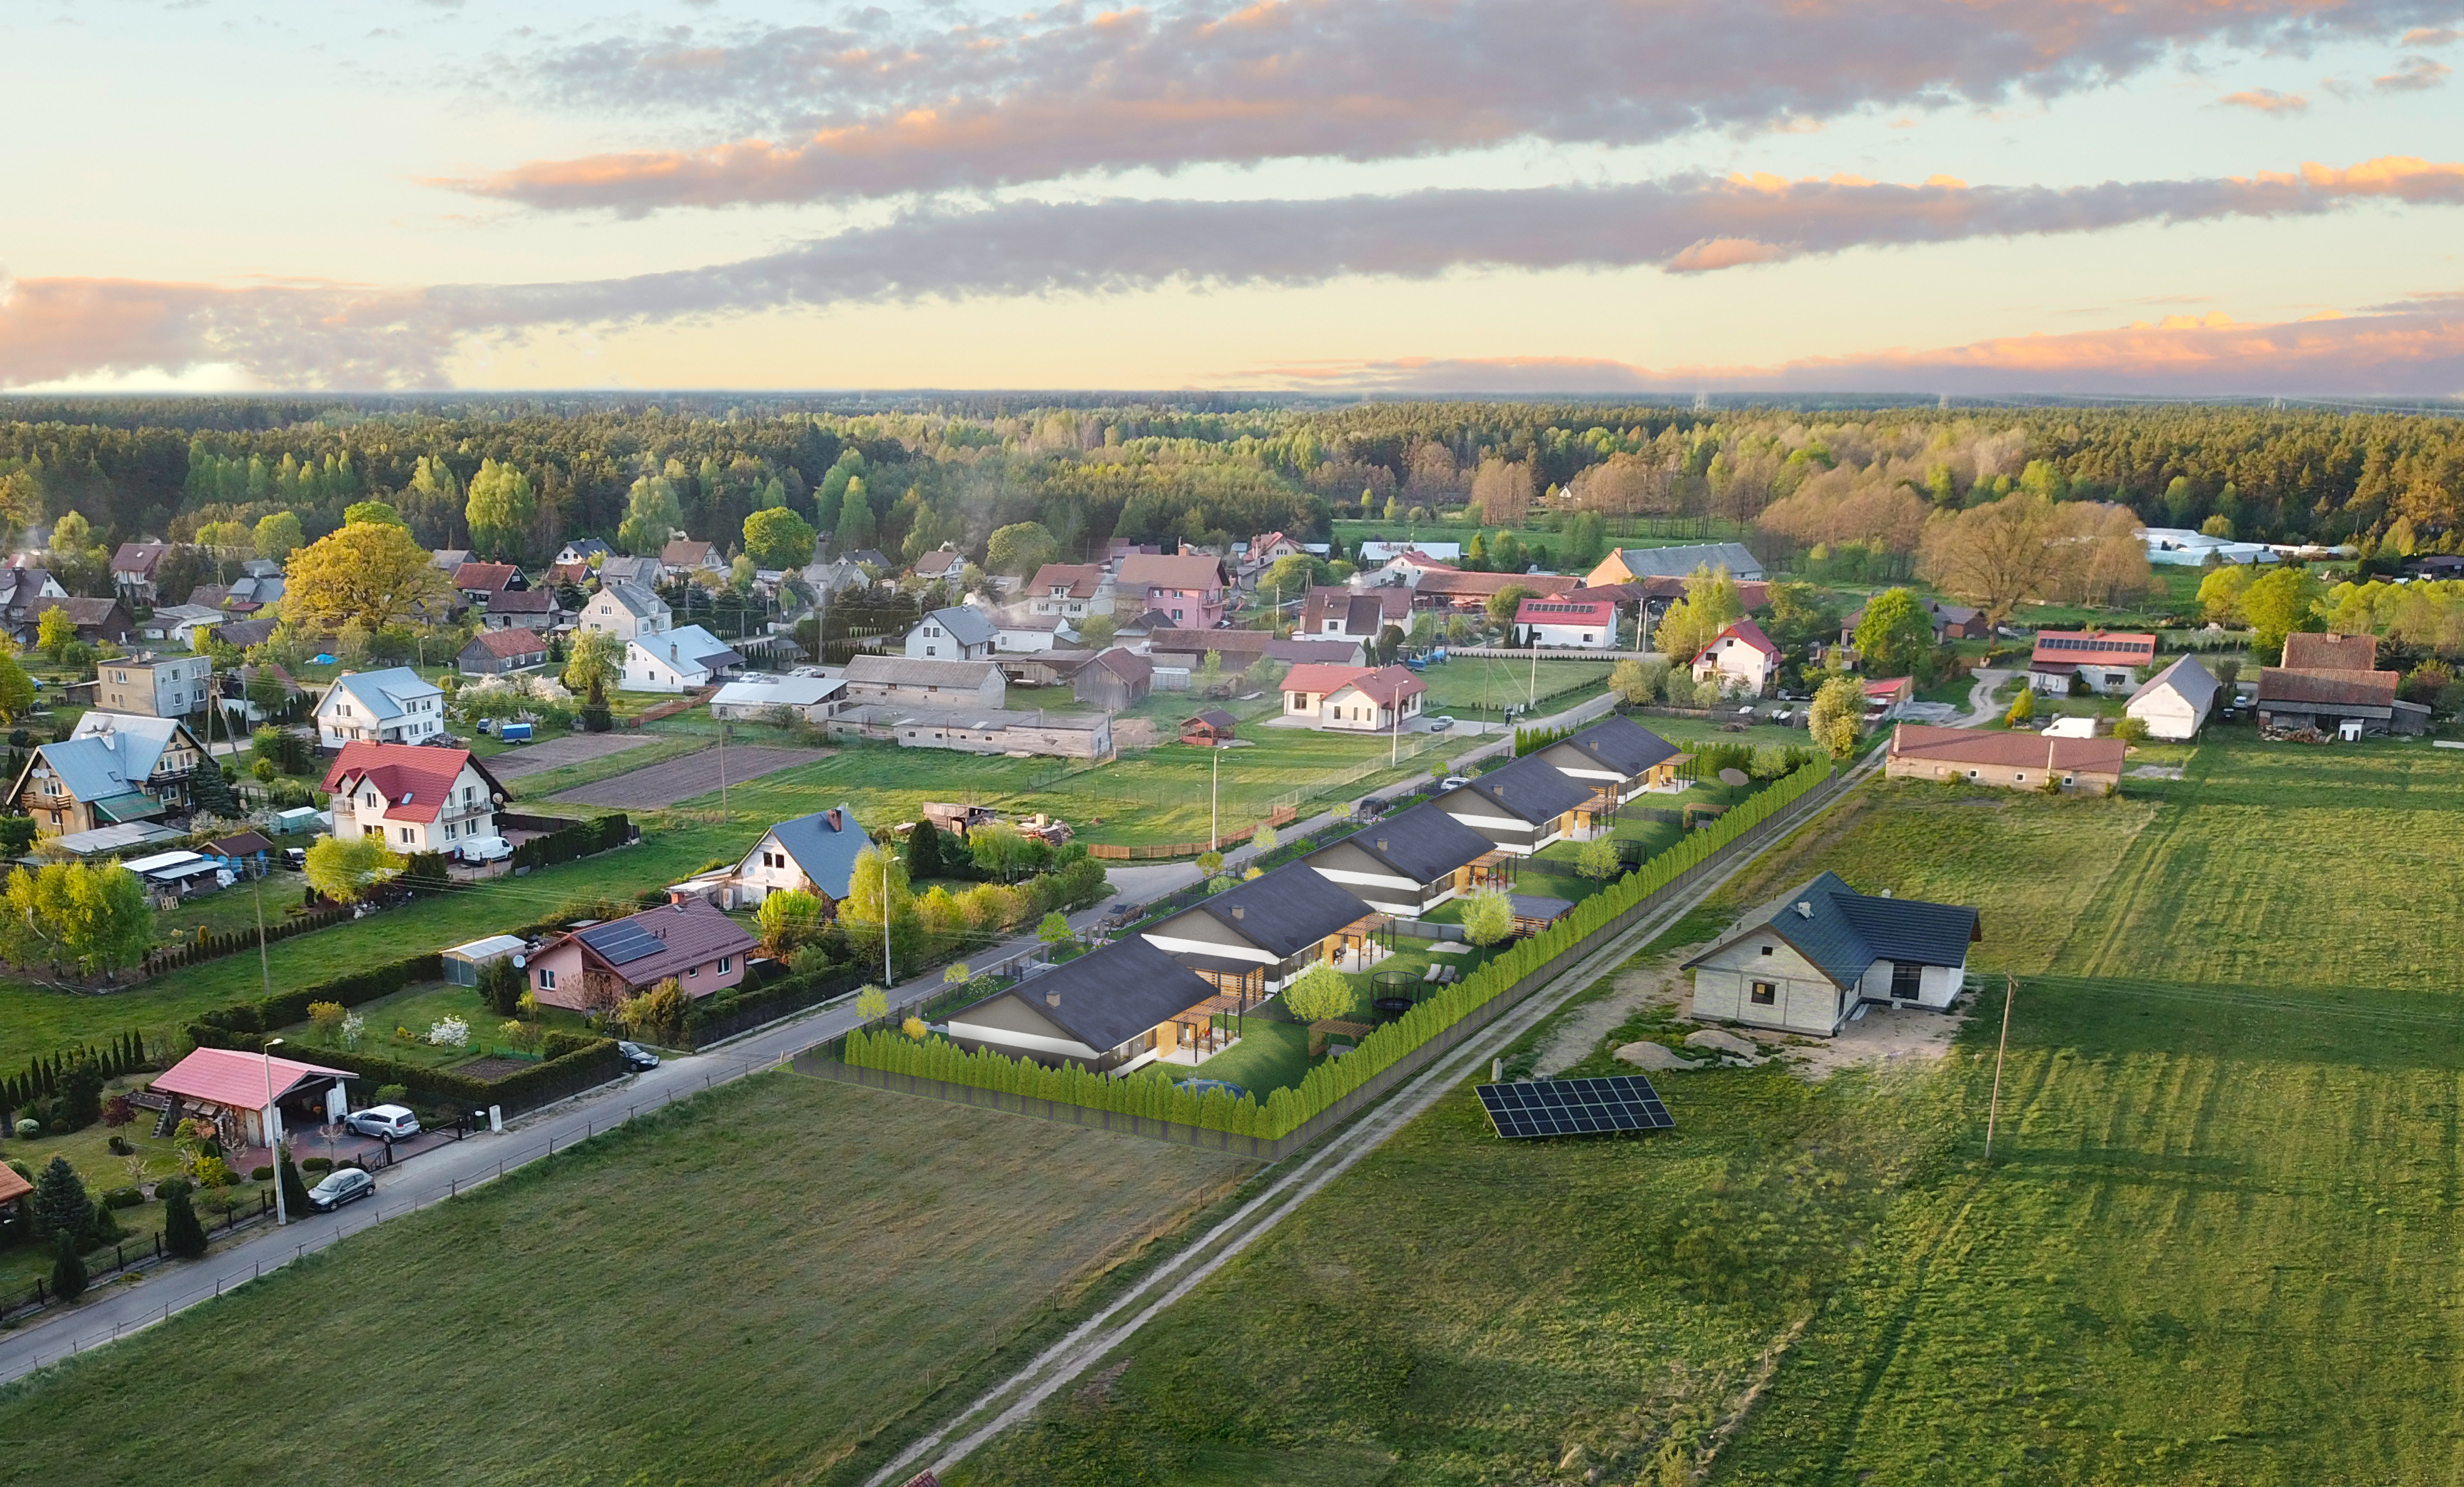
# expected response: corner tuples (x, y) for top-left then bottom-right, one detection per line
(2, 0), (2463, 397)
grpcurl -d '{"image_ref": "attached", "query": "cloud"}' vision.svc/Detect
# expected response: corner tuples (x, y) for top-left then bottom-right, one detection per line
(2219, 87), (2309, 111)
(451, 0), (2464, 210)
(2376, 54), (2454, 89)
(11, 155), (2464, 388)
(2401, 26), (2462, 43)
(1220, 297), (2464, 396)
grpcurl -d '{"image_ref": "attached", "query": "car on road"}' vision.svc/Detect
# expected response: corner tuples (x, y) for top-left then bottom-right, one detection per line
(457, 834), (514, 864)
(345, 1104), (421, 1140)
(1425, 714), (1455, 731)
(616, 1041), (661, 1071)
(1439, 775), (1471, 790)
(306, 1167), (375, 1211)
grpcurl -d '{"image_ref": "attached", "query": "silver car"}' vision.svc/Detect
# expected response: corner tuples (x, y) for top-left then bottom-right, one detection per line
(345, 1104), (420, 1140)
(307, 1167), (375, 1211)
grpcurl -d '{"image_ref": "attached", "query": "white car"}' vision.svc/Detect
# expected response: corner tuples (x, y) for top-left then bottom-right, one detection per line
(345, 1105), (421, 1140)
(458, 835), (514, 864)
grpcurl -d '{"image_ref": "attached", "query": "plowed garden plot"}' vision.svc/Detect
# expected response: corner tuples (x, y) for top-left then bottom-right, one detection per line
(549, 745), (821, 807)
(481, 732), (657, 779)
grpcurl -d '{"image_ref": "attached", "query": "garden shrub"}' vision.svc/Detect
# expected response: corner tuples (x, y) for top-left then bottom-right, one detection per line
(152, 1176), (190, 1200)
(300, 1157), (332, 1175)
(102, 1186), (143, 1210)
(248, 1165), (274, 1183)
(163, 1187), (208, 1259)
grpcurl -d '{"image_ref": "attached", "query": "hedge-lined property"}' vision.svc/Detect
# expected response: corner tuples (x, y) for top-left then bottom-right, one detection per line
(509, 813), (635, 873)
(842, 760), (1835, 1143)
(1, 1033), (150, 1115)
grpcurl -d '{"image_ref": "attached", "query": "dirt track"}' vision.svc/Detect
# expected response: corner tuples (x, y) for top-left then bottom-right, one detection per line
(483, 732), (658, 780)
(549, 745), (823, 808)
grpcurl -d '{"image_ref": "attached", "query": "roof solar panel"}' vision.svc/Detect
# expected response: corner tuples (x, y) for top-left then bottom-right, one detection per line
(1475, 1075), (1674, 1139)
(578, 919), (664, 966)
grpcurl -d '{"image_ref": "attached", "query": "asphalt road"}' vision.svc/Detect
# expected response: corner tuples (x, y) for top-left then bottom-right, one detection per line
(0, 683), (1626, 1386)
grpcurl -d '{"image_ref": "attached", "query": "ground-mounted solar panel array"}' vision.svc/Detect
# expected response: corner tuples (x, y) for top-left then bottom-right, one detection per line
(1475, 1075), (1674, 1139)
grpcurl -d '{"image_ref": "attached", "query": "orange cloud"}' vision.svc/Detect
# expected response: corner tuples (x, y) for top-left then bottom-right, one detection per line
(2220, 88), (2308, 112)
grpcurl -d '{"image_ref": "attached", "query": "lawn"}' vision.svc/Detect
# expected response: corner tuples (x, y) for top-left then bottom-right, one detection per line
(0, 1073), (1253, 1487)
(281, 978), (586, 1068)
(0, 815), (750, 1065)
(1417, 658), (1615, 718)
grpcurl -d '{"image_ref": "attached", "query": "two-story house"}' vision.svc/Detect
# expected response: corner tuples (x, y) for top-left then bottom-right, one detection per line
(98, 655), (213, 719)
(109, 542), (171, 603)
(321, 741), (506, 853)
(1117, 553), (1231, 630)
(1024, 563), (1113, 619)
(905, 606), (997, 660)
(579, 581), (671, 642)
(7, 713), (208, 836)
(315, 667), (447, 749)
(660, 538), (728, 582)
(670, 803), (873, 912)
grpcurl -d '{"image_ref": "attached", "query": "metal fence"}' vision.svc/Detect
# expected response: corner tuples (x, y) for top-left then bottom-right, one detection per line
(0, 1191), (273, 1324)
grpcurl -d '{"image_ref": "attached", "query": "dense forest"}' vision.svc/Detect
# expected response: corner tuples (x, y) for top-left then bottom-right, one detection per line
(0, 396), (2458, 570)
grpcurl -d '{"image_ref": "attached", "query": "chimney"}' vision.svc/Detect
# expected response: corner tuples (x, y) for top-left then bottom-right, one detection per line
(827, 807), (842, 831)
(1045, 990), (1062, 1007)
(1794, 901), (1813, 919)
(1231, 905), (1245, 919)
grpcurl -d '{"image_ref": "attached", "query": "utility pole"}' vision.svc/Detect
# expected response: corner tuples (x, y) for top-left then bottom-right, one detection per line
(1210, 747), (1220, 849)
(1985, 974), (2016, 1160)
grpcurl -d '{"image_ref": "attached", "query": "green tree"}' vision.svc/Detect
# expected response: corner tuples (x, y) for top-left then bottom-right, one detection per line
(285, 519), (453, 632)
(1852, 588), (1937, 682)
(1654, 566), (1746, 661)
(969, 823), (1041, 883)
(0, 649), (34, 724)
(478, 956), (526, 1018)
(342, 499), (404, 527)
(1461, 886), (1515, 946)
(1762, 581), (1841, 653)
(36, 605), (76, 663)
(2241, 565), (2327, 662)
(743, 507), (818, 569)
(2197, 564), (2256, 625)
(302, 834), (405, 904)
(2005, 686), (2036, 727)
(464, 458), (538, 560)
(617, 476), (683, 556)
(1036, 911), (1076, 951)
(902, 817), (947, 880)
(162, 1185), (208, 1259)
(1563, 510), (1608, 568)
(987, 521), (1058, 577)
(1610, 656), (1668, 704)
(1808, 673), (1864, 758)
(618, 978), (691, 1045)
(832, 476), (875, 554)
(1252, 822), (1278, 854)
(0, 862), (152, 976)
(1575, 837), (1623, 882)
(31, 1155), (94, 1242)
(1283, 961), (1356, 1023)
(279, 1156), (315, 1218)
(1485, 582), (1539, 627)
(254, 511), (304, 563)
(562, 629), (623, 694)
(757, 889), (825, 956)
(855, 985), (890, 1021)
(50, 1229), (86, 1302)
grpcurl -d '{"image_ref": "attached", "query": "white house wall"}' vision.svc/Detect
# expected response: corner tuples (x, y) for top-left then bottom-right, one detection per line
(1850, 959), (1967, 1011)
(1689, 934), (1846, 1036)
(2127, 687), (2206, 740)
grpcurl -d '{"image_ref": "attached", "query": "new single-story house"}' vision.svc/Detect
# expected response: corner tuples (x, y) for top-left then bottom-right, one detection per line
(947, 936), (1231, 1074)
(2124, 655), (2219, 740)
(1428, 753), (1595, 855)
(1684, 870), (1980, 1036)
(671, 802), (873, 912)
(526, 897), (756, 1011)
(623, 625), (745, 693)
(1299, 802), (1503, 916)
(2029, 631), (2157, 695)
(1281, 662), (1426, 729)
(1883, 724), (2126, 794)
(1513, 595), (1621, 650)
(1139, 862), (1387, 1000)
(1524, 716), (1685, 807)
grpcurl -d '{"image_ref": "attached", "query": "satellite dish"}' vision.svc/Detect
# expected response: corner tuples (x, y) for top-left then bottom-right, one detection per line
(1717, 767), (1751, 788)
(511, 954), (526, 969)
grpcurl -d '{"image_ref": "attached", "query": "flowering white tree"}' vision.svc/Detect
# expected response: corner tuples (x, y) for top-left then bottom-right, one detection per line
(427, 1016), (470, 1048)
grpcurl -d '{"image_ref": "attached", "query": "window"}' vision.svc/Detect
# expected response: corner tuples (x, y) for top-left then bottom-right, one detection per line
(1750, 981), (1777, 1006)
(718, 956), (732, 973)
(688, 965), (700, 977)
(398, 827), (415, 843)
(536, 967), (556, 989)
(1890, 962), (1924, 1000)
(1758, 944), (1774, 956)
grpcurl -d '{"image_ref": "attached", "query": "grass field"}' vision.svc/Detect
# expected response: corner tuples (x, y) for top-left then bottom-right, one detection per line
(0, 1073), (1253, 1487)
(1417, 658), (1614, 716)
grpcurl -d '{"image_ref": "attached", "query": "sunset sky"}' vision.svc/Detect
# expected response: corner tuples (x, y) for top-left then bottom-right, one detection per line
(4, 0), (2462, 394)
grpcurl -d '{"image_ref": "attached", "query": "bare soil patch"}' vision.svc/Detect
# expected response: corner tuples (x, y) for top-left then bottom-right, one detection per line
(484, 732), (658, 780)
(549, 745), (821, 808)
(453, 1056), (536, 1081)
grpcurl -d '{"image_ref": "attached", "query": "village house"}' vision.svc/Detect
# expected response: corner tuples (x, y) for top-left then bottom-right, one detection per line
(912, 545), (966, 583)
(599, 554), (661, 590)
(623, 625), (745, 693)
(316, 666), (447, 748)
(1684, 870), (1980, 1036)
(1843, 597), (1990, 647)
(2124, 655), (2219, 740)
(1139, 862), (1388, 1001)
(139, 604), (226, 647)
(991, 612), (1080, 653)
(1411, 570), (1580, 613)
(1691, 619), (1781, 696)
(947, 936), (1233, 1073)
(660, 538), (727, 582)
(109, 541), (172, 603)
(1116, 552), (1232, 629)
(1074, 647), (1154, 711)
(457, 627), (551, 677)
(1316, 665), (1427, 732)
(1524, 716), (1686, 811)
(1300, 586), (1412, 643)
(8, 713), (210, 836)
(1299, 802), (1503, 916)
(322, 740), (506, 852)
(2028, 630), (2157, 695)
(1585, 543), (1766, 586)
(708, 673), (846, 722)
(1884, 723), (2125, 794)
(480, 586), (560, 632)
(1513, 595), (1621, 650)
(2254, 633), (2427, 737)
(555, 538), (613, 569)
(16, 596), (132, 648)
(672, 803), (873, 913)
(525, 896), (756, 1011)
(98, 655), (212, 719)
(905, 605), (997, 660)
(1025, 561), (1113, 619)
(579, 581), (672, 641)
(1429, 753), (1595, 855)
(451, 561), (524, 610)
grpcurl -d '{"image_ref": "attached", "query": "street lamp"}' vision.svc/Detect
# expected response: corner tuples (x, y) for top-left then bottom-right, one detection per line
(260, 1036), (289, 1227)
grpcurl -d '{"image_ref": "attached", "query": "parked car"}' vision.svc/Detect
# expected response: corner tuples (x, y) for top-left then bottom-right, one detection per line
(1425, 714), (1455, 731)
(458, 834), (514, 864)
(282, 847), (307, 871)
(345, 1105), (420, 1140)
(615, 1041), (661, 1071)
(306, 1167), (375, 1211)
(1439, 775), (1472, 790)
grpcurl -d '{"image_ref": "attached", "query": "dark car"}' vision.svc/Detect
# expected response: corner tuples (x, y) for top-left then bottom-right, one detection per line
(616, 1041), (661, 1071)
(306, 1167), (375, 1211)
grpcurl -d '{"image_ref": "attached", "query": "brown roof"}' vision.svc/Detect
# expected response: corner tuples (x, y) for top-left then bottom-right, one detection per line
(661, 539), (716, 567)
(111, 541), (169, 576)
(1329, 664), (1427, 707)
(2280, 633), (2378, 671)
(27, 596), (128, 630)
(1094, 648), (1152, 683)
(1118, 553), (1228, 591)
(487, 586), (556, 613)
(464, 628), (549, 659)
(1028, 562), (1104, 599)
(1888, 723), (2126, 774)
(2256, 667), (2399, 708)
(1412, 571), (1581, 601)
(1148, 628), (1273, 656)
(452, 561), (519, 593)
(560, 898), (758, 993)
(208, 831), (275, 857)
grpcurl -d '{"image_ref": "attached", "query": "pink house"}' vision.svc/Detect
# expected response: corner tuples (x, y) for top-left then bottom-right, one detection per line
(526, 897), (756, 1012)
(1117, 553), (1231, 629)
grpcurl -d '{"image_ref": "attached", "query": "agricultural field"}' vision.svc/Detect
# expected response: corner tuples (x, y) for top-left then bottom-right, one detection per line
(0, 1074), (1253, 1487)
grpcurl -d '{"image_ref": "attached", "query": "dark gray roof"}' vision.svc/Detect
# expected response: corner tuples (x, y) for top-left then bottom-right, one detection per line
(1192, 862), (1375, 957)
(969, 936), (1218, 1051)
(759, 803), (872, 901)
(1685, 871), (1978, 988)
(924, 605), (997, 648)
(1447, 754), (1594, 826)
(1313, 803), (1492, 884)
(1547, 716), (1681, 778)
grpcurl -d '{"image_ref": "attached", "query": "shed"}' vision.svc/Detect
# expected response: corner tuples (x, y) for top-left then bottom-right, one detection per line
(444, 934), (529, 986)
(150, 1046), (355, 1152)
(1181, 710), (1238, 747)
(271, 806), (326, 836)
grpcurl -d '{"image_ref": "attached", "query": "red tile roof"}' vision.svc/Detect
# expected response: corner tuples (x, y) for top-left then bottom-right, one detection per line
(153, 1047), (352, 1110)
(1514, 596), (1617, 626)
(452, 561), (519, 594)
(1699, 618), (1780, 660)
(2256, 667), (2400, 707)
(322, 742), (502, 824)
(0, 1162), (27, 1204)
(467, 628), (547, 659)
(1282, 663), (1371, 695)
(1888, 723), (2126, 773)
(1028, 562), (1104, 598)
(1329, 664), (1427, 707)
(2279, 633), (2378, 670)
(1863, 676), (1914, 702)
